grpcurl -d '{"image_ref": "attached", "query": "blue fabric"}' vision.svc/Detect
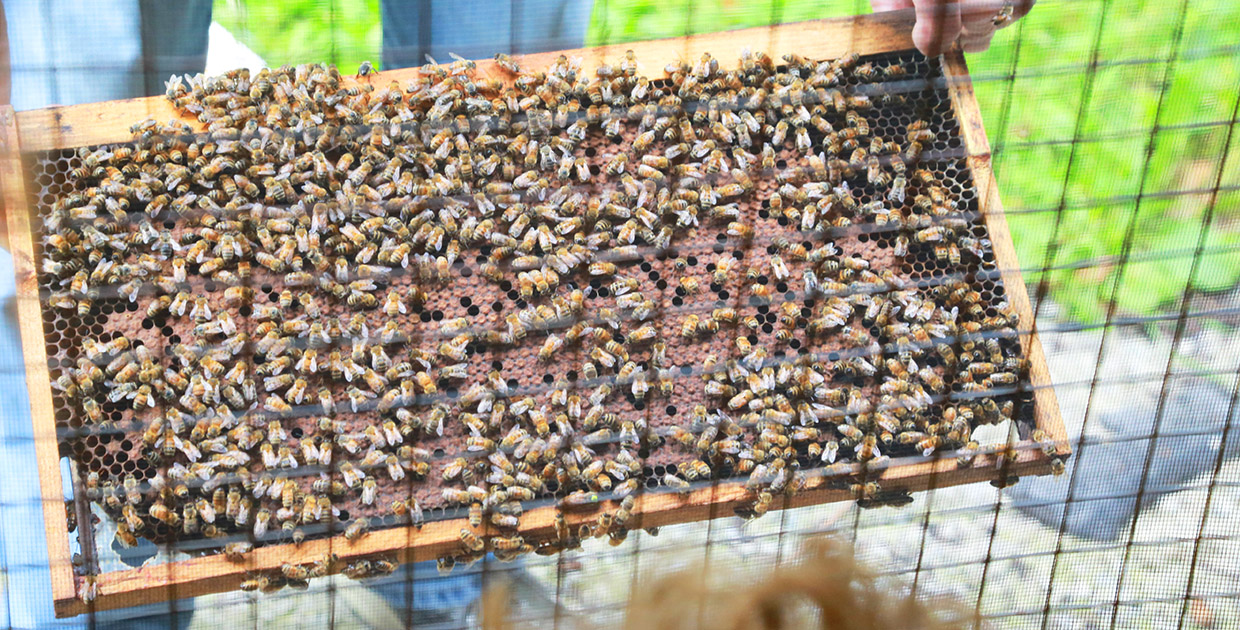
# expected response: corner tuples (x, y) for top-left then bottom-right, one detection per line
(381, 0), (595, 71)
(0, 250), (56, 629)
(0, 248), (52, 628)
(368, 559), (485, 613)
(5, 0), (144, 110)
(4, 0), (211, 111)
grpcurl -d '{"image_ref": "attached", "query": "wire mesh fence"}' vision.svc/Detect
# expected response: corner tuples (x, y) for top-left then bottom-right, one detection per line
(0, 1), (1238, 629)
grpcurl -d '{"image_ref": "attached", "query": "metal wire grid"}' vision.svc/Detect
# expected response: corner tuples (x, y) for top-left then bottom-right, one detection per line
(35, 46), (1017, 522)
(34, 54), (1028, 527)
(0, 0), (1238, 628)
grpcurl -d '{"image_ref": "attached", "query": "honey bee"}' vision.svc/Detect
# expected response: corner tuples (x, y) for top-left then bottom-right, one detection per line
(634, 130), (656, 152)
(795, 126), (812, 153)
(490, 53), (523, 75)
(662, 473), (691, 495)
(538, 335), (564, 361)
(239, 574), (271, 592)
(491, 535), (525, 552)
(468, 502), (484, 528)
(361, 478), (378, 505)
(680, 314), (701, 338)
(589, 262), (617, 276)
(441, 457), (470, 483)
(458, 528), (485, 552)
(344, 518), (370, 541)
(83, 398), (104, 423)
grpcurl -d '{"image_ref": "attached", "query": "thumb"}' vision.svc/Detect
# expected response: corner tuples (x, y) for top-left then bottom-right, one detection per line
(911, 0), (962, 56)
(958, 3), (999, 52)
(958, 24), (996, 52)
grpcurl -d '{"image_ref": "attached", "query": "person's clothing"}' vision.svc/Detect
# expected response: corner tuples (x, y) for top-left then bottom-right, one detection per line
(5, 0), (594, 110)
(2, 1), (591, 626)
(382, 0), (594, 72)
(5, 0), (211, 110)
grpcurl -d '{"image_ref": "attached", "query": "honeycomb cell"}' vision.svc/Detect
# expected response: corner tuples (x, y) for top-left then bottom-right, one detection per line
(23, 48), (1031, 560)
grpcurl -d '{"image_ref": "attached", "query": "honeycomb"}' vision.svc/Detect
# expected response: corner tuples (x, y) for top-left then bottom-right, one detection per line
(24, 49), (1036, 580)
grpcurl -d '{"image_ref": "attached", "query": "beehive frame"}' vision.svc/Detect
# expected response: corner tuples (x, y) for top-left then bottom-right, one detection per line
(0, 9), (1067, 617)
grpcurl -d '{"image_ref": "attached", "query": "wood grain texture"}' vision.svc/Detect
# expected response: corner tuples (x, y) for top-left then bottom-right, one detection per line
(0, 105), (81, 613)
(16, 9), (916, 152)
(5, 14), (1068, 616)
(941, 49), (1069, 456)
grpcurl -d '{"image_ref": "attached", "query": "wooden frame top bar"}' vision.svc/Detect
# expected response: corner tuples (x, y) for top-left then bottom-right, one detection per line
(15, 9), (916, 153)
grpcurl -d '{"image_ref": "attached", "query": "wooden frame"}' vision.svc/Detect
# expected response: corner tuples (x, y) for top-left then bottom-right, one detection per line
(0, 9), (1068, 617)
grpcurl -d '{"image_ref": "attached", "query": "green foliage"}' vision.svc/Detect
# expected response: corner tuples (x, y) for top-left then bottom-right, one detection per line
(585, 0), (1240, 322)
(213, 0), (1240, 322)
(972, 0), (1240, 322)
(212, 0), (381, 73)
(587, 0), (870, 44)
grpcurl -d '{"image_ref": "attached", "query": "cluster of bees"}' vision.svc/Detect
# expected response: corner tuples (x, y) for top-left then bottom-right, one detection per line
(235, 550), (398, 593)
(41, 46), (1034, 594)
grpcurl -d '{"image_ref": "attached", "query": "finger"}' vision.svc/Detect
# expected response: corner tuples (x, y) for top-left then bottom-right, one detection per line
(871, 0), (915, 10)
(975, 0), (1034, 31)
(911, 0), (962, 56)
(996, 0), (1035, 31)
(959, 2), (997, 27)
(959, 1), (998, 39)
(958, 25), (996, 52)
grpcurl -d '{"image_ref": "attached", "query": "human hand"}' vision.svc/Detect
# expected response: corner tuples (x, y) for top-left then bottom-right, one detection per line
(871, 0), (1034, 56)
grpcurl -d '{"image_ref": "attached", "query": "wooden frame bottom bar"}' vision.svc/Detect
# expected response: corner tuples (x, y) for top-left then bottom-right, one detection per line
(61, 447), (1052, 617)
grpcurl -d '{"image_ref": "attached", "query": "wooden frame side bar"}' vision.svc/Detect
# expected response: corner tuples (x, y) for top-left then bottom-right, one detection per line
(941, 49), (1069, 457)
(0, 105), (80, 612)
(15, 9), (916, 152)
